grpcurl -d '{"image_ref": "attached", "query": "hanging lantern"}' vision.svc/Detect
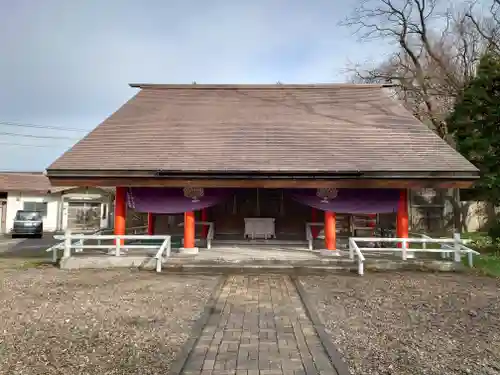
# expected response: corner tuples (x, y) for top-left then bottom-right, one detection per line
(420, 188), (437, 201)
(183, 187), (204, 202)
(316, 188), (338, 203)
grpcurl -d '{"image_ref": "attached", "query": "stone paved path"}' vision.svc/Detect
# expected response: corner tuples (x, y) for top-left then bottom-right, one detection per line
(181, 275), (338, 375)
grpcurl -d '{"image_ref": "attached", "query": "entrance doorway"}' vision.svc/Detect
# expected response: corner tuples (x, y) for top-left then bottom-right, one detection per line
(211, 188), (310, 240)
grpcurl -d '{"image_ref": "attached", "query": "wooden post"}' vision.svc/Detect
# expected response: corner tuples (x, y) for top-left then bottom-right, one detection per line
(184, 211), (196, 249)
(324, 211), (336, 251)
(311, 208), (318, 239)
(368, 213), (376, 236)
(147, 212), (154, 235)
(201, 208), (208, 238)
(114, 187), (126, 246)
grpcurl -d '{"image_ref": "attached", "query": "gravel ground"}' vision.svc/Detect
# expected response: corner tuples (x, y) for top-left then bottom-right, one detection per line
(300, 273), (500, 375)
(0, 263), (219, 375)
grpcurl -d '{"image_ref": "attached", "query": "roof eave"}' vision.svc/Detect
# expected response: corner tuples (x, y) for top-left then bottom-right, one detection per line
(45, 168), (480, 180)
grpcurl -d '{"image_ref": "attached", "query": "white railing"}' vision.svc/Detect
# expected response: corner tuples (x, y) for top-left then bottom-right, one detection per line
(348, 237), (366, 275)
(94, 225), (148, 245)
(409, 231), (474, 261)
(154, 236), (172, 272)
(349, 235), (480, 268)
(52, 232), (171, 272)
(46, 225), (148, 262)
(204, 222), (215, 250)
(305, 222), (324, 251)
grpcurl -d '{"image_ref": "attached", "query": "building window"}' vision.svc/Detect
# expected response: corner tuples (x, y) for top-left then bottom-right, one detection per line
(23, 201), (48, 217)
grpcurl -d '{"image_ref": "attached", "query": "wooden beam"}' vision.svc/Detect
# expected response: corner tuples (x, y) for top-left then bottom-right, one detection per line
(47, 177), (475, 189)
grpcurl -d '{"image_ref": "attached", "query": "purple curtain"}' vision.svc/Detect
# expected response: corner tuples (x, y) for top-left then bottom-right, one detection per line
(127, 187), (230, 214)
(289, 188), (399, 214)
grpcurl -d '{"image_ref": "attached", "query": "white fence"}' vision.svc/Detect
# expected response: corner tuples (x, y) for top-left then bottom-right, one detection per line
(46, 225), (147, 262)
(349, 235), (480, 276)
(48, 232), (171, 272)
(305, 222), (324, 251)
(46, 223), (215, 272)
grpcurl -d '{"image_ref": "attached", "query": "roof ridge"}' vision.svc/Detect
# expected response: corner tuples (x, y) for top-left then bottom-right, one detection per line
(129, 83), (393, 90)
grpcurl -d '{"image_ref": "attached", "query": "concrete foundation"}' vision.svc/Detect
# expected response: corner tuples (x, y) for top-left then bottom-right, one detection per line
(60, 255), (157, 270)
(58, 249), (465, 275)
(179, 247), (199, 255)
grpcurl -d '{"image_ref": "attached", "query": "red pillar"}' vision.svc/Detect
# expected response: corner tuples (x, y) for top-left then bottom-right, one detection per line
(114, 187), (126, 245)
(184, 211), (196, 249)
(368, 213), (376, 236)
(311, 208), (318, 239)
(324, 211), (336, 250)
(201, 208), (208, 238)
(147, 212), (154, 235)
(397, 189), (409, 247)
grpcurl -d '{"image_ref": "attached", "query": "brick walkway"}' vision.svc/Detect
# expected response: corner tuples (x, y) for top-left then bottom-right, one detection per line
(181, 275), (339, 375)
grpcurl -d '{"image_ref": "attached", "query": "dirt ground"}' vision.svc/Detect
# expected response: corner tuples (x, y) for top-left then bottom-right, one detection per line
(300, 273), (500, 375)
(0, 261), (219, 375)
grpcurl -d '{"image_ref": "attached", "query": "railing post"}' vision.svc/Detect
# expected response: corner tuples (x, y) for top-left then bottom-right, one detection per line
(453, 233), (462, 262)
(63, 229), (71, 258)
(207, 223), (213, 250)
(52, 247), (58, 263)
(348, 238), (354, 260)
(167, 237), (171, 258)
(402, 239), (407, 260)
(440, 244), (447, 259)
(468, 251), (474, 267)
(156, 256), (161, 272)
(358, 259), (364, 276)
(116, 235), (121, 257)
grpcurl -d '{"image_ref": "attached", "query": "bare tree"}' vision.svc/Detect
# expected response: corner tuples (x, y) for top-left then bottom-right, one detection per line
(340, 0), (495, 232)
(465, 0), (500, 52)
(341, 0), (488, 140)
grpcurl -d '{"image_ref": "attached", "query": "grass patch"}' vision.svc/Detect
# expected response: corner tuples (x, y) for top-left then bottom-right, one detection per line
(469, 253), (500, 277)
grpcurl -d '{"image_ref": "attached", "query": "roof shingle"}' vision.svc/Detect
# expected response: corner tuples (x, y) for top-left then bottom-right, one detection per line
(0, 172), (51, 192)
(47, 84), (478, 174)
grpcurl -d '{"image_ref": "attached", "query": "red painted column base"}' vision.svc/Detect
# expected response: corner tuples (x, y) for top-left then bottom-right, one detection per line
(114, 186), (126, 246)
(324, 211), (337, 252)
(201, 208), (208, 238)
(397, 189), (409, 248)
(182, 211), (198, 254)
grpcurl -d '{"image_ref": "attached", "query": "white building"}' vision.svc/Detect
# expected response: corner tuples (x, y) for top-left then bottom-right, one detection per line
(0, 172), (114, 235)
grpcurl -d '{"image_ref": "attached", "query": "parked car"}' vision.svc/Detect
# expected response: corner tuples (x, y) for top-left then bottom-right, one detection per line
(11, 210), (43, 238)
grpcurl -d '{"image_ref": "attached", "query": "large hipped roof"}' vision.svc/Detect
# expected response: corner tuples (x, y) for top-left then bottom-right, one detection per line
(47, 84), (478, 178)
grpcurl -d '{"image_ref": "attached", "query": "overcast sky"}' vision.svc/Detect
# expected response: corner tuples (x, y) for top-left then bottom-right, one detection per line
(0, 0), (390, 171)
